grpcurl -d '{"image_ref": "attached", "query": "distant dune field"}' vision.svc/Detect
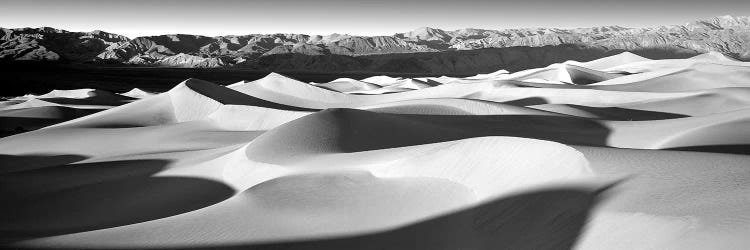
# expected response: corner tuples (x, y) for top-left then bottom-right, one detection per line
(2, 52), (750, 249)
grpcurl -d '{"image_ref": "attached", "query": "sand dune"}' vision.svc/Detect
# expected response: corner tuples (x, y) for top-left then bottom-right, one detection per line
(690, 51), (740, 62)
(361, 75), (404, 86)
(0, 89), (135, 136)
(2, 52), (750, 249)
(360, 98), (563, 116)
(20, 136), (593, 248)
(589, 63), (750, 92)
(315, 78), (382, 92)
(1, 99), (62, 111)
(120, 88), (156, 99)
(579, 51), (652, 70)
(36, 89), (135, 106)
(507, 63), (624, 85)
(384, 78), (441, 89)
(229, 72), (695, 110)
(606, 108), (750, 150)
(0, 106), (102, 132)
(559, 64), (626, 85)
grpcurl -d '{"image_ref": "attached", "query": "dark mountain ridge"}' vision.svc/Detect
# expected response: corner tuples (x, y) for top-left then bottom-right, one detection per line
(2, 15), (749, 73)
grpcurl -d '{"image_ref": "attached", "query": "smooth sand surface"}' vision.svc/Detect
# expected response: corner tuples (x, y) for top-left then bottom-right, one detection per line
(2, 52), (750, 249)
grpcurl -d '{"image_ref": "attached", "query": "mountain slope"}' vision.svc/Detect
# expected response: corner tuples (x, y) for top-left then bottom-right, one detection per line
(0, 27), (128, 61)
(1, 15), (749, 70)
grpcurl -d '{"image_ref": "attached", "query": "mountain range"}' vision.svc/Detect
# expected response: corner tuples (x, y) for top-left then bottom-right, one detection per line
(2, 15), (750, 73)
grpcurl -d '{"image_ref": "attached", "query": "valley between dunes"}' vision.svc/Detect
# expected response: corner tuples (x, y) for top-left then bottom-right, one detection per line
(1, 51), (750, 249)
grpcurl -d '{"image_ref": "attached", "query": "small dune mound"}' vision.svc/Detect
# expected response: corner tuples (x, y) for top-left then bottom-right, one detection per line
(361, 75), (403, 86)
(315, 78), (382, 92)
(581, 52), (652, 70)
(38, 89), (101, 99)
(119, 88), (155, 99)
(385, 78), (441, 89)
(466, 69), (511, 80)
(0, 98), (62, 111)
(690, 51), (740, 62)
(35, 89), (135, 106)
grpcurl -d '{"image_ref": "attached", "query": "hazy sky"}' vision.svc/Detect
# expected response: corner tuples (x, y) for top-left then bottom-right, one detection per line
(1, 0), (749, 38)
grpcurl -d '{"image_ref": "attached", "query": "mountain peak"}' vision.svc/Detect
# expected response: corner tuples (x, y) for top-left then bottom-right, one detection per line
(400, 27), (451, 42)
(39, 26), (64, 33)
(688, 15), (750, 29)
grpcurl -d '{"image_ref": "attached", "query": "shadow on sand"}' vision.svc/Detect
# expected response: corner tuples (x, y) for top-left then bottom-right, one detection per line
(559, 104), (690, 121)
(226, 186), (611, 250)
(31, 185), (614, 250)
(0, 131), (621, 249)
(0, 154), (234, 243)
(664, 144), (750, 155)
(329, 108), (612, 151)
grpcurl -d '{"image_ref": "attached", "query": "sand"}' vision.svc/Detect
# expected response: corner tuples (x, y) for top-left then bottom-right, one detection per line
(1, 52), (749, 249)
